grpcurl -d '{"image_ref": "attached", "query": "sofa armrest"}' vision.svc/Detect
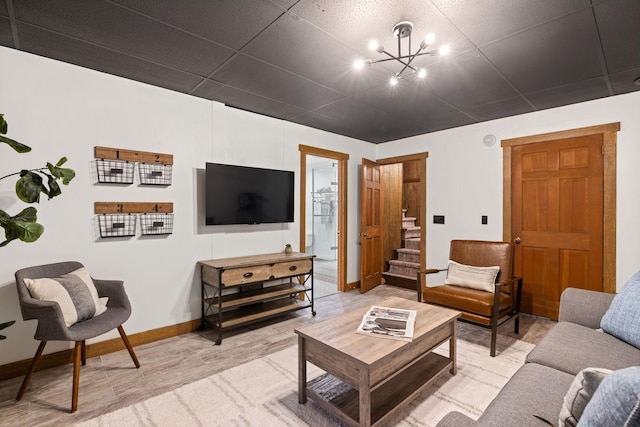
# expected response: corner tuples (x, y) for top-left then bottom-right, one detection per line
(436, 411), (476, 427)
(559, 287), (615, 328)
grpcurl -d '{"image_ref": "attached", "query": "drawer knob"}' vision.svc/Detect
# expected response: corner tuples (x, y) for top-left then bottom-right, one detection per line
(289, 265), (298, 271)
(243, 272), (254, 278)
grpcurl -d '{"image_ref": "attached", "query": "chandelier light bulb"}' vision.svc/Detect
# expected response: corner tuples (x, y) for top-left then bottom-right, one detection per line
(390, 75), (399, 86)
(439, 44), (451, 56)
(417, 68), (427, 78)
(368, 40), (379, 51)
(424, 33), (436, 45)
(353, 59), (365, 70)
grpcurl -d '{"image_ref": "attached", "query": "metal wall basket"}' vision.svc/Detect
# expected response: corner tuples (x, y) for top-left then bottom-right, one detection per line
(98, 214), (137, 238)
(96, 160), (135, 184)
(140, 213), (174, 235)
(138, 163), (173, 185)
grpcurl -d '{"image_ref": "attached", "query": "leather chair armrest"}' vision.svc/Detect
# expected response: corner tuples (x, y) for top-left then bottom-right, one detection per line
(416, 268), (447, 301)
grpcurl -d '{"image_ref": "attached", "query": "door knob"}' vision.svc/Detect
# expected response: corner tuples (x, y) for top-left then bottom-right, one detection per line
(514, 237), (521, 244)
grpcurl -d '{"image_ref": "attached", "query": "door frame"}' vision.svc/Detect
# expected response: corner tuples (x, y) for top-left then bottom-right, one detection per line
(377, 152), (429, 279)
(501, 122), (620, 293)
(299, 144), (348, 292)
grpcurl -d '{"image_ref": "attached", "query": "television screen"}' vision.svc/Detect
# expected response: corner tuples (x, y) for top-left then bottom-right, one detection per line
(205, 163), (295, 225)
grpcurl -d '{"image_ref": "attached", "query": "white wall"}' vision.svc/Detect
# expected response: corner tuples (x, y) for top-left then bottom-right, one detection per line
(376, 91), (640, 288)
(0, 46), (374, 365)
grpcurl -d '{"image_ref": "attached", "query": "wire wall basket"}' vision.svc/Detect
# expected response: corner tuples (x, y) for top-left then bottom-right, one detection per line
(96, 160), (135, 184)
(98, 214), (137, 238)
(138, 163), (173, 185)
(139, 213), (174, 235)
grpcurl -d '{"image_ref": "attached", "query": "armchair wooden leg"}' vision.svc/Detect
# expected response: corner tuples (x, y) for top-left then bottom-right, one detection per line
(16, 341), (47, 401)
(81, 340), (87, 366)
(72, 341), (82, 413)
(117, 325), (140, 368)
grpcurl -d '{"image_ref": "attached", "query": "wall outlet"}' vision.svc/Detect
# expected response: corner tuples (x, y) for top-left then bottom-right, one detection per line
(433, 215), (445, 224)
(482, 215), (488, 225)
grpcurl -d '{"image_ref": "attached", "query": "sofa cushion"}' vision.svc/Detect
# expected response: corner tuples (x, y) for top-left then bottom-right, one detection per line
(444, 260), (500, 293)
(578, 367), (640, 426)
(471, 363), (574, 427)
(526, 322), (640, 376)
(558, 367), (612, 427)
(24, 267), (108, 327)
(600, 270), (640, 349)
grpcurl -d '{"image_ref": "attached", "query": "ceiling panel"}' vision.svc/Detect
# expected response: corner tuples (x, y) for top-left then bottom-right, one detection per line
(110, 0), (288, 51)
(212, 54), (344, 111)
(0, 16), (13, 47)
(191, 79), (307, 119)
(12, 0), (235, 76)
(525, 76), (611, 110)
(481, 9), (604, 94)
(17, 23), (204, 94)
(1, 0), (639, 143)
(593, 0), (640, 73)
(431, 0), (586, 46)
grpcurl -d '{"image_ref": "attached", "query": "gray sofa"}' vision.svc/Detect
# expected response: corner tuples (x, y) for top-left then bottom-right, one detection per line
(436, 287), (640, 427)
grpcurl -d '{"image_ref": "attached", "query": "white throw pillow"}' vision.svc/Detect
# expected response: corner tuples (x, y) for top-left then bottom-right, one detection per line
(24, 267), (108, 327)
(559, 367), (612, 427)
(444, 260), (500, 293)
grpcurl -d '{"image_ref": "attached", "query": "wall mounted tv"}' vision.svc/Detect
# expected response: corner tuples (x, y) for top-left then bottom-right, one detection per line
(205, 162), (295, 225)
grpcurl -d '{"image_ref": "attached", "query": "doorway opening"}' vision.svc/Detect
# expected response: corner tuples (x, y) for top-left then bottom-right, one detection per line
(299, 145), (349, 298)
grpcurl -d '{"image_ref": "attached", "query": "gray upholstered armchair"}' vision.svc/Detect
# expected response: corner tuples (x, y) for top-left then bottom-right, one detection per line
(15, 261), (140, 413)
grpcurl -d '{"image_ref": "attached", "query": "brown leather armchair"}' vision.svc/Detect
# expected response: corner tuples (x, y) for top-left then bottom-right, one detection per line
(416, 240), (522, 356)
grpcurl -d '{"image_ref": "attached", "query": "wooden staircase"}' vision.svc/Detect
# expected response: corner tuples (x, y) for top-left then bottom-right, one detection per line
(383, 210), (421, 289)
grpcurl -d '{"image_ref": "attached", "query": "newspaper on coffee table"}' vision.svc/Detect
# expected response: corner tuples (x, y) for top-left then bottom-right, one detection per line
(356, 305), (417, 341)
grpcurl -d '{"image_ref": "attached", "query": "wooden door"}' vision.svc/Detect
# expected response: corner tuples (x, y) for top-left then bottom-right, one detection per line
(360, 158), (383, 293)
(511, 135), (604, 319)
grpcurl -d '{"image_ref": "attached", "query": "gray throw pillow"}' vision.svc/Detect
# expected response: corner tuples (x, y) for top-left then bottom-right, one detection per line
(559, 368), (612, 427)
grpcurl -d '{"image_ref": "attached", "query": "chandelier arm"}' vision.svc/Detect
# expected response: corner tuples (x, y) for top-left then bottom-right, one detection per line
(396, 44), (426, 78)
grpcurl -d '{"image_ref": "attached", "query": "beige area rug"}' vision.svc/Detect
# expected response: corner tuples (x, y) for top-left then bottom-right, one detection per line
(77, 328), (533, 427)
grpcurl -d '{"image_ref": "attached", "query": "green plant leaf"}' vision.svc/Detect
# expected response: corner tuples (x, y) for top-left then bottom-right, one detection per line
(0, 113), (6, 134)
(47, 161), (76, 185)
(16, 171), (44, 203)
(46, 173), (62, 198)
(0, 135), (31, 153)
(0, 207), (44, 246)
(0, 320), (16, 330)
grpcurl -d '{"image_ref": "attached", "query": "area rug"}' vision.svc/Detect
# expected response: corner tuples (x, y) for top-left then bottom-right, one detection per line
(77, 329), (533, 426)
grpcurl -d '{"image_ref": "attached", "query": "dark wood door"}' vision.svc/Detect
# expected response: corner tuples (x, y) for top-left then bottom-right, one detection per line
(511, 134), (604, 319)
(360, 158), (383, 293)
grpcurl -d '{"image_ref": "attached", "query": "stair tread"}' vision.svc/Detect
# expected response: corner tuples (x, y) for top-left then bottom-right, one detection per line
(388, 259), (420, 267)
(397, 248), (420, 254)
(383, 271), (416, 280)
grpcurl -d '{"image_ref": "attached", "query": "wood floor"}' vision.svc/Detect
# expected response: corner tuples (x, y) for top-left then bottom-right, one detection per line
(0, 285), (555, 426)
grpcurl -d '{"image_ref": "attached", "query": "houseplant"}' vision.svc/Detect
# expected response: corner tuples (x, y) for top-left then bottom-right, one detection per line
(0, 113), (76, 246)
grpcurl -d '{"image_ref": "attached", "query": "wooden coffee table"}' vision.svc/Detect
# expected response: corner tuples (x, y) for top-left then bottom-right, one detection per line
(295, 296), (460, 427)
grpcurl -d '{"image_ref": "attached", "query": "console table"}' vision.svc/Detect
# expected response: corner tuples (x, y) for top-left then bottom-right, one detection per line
(198, 252), (315, 344)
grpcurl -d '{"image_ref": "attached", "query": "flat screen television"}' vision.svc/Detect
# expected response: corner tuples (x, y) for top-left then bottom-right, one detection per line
(205, 162), (295, 225)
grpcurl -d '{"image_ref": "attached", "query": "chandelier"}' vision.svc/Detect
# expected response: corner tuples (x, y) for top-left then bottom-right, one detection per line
(353, 21), (450, 86)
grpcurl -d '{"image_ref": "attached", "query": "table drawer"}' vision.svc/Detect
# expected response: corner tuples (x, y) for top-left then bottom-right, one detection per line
(272, 259), (312, 279)
(221, 265), (272, 286)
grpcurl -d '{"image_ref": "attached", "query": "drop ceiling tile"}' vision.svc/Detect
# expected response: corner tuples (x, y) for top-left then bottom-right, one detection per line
(525, 76), (611, 110)
(425, 50), (520, 108)
(288, 111), (355, 138)
(460, 96), (535, 122)
(17, 23), (204, 94)
(191, 79), (306, 119)
(0, 16), (14, 47)
(12, 0), (235, 76)
(213, 54), (344, 110)
(110, 0), (287, 50)
(0, 1), (8, 17)
(594, 0), (640, 73)
(608, 68), (640, 95)
(481, 9), (603, 94)
(291, 0), (474, 57)
(431, 0), (585, 46)
(243, 12), (386, 95)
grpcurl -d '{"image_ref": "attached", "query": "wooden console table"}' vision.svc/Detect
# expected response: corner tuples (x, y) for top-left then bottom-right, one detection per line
(199, 252), (315, 344)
